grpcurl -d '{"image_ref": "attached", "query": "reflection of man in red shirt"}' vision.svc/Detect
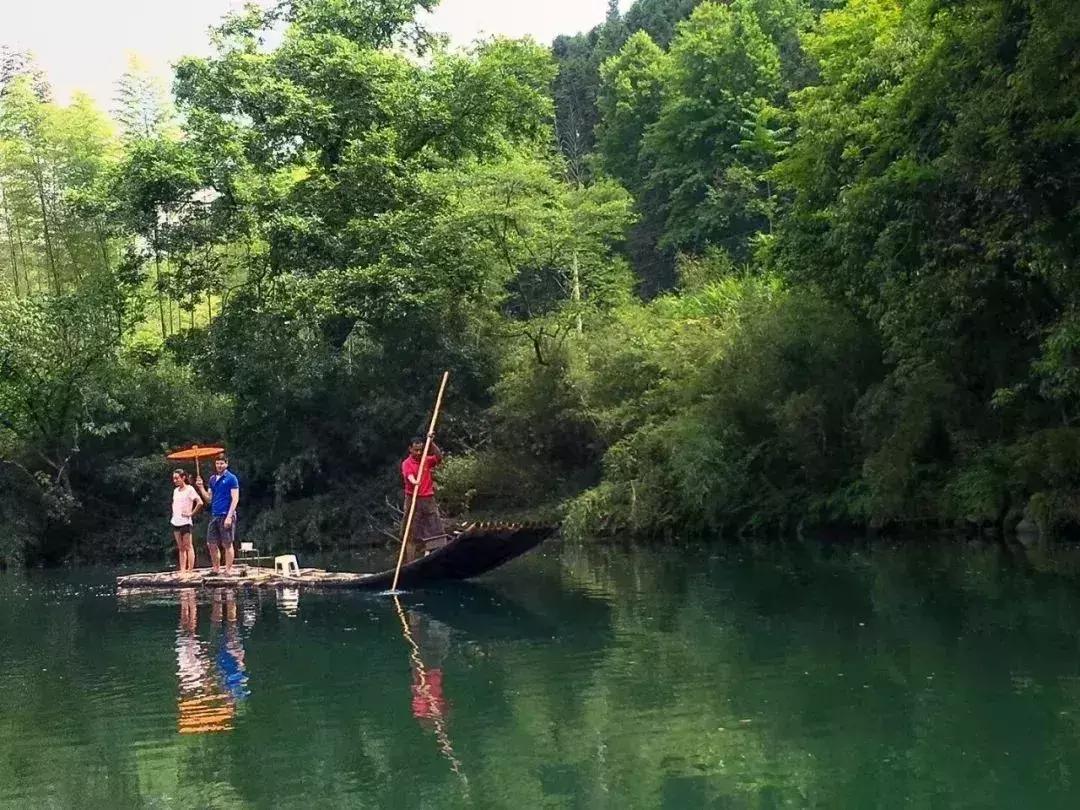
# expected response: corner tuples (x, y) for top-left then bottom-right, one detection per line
(411, 667), (449, 723)
(401, 436), (443, 563)
(407, 610), (452, 727)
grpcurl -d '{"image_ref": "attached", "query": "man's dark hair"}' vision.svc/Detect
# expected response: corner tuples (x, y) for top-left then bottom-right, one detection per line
(410, 436), (425, 447)
(216, 452), (229, 462)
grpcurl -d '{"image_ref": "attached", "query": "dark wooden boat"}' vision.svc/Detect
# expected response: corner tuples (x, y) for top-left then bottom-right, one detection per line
(115, 522), (557, 591)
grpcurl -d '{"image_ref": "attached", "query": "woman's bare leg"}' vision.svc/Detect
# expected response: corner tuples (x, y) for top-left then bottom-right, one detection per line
(179, 531), (195, 571)
(174, 530), (185, 570)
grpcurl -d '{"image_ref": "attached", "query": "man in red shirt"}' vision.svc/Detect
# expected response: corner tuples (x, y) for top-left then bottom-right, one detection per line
(401, 435), (444, 563)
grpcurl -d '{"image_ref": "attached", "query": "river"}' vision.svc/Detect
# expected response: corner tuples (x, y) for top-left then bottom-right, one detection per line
(3, 538), (1080, 808)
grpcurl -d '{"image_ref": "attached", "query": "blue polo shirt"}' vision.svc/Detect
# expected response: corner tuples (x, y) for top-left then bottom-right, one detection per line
(208, 470), (239, 517)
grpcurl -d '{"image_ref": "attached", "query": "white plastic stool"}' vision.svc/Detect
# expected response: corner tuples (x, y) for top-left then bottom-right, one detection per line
(275, 554), (299, 577)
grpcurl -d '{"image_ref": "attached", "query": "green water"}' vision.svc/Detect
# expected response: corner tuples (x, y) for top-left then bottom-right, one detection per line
(4, 539), (1080, 809)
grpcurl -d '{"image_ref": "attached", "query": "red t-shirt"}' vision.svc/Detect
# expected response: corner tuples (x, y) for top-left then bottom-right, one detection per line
(402, 453), (440, 498)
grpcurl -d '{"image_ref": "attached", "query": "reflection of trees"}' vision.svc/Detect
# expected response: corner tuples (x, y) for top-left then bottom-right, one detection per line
(548, 542), (1080, 807)
(7, 545), (1080, 806)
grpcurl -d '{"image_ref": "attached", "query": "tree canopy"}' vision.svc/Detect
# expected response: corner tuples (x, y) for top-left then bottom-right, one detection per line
(3, 0), (1080, 564)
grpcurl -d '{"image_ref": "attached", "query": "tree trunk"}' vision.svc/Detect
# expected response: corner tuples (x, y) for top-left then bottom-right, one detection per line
(0, 184), (21, 297)
(152, 221), (167, 338)
(571, 248), (583, 335)
(766, 180), (773, 234)
(10, 198), (33, 294)
(31, 159), (59, 294)
(156, 257), (167, 337)
(96, 225), (110, 270)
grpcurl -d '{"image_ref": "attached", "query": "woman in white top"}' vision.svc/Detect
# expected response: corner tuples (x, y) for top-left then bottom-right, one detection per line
(171, 469), (203, 572)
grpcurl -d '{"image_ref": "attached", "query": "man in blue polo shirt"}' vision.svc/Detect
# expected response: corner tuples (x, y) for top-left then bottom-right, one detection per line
(195, 453), (240, 575)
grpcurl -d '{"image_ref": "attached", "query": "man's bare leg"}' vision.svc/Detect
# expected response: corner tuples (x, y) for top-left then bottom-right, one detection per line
(224, 543), (235, 574)
(207, 544), (221, 573)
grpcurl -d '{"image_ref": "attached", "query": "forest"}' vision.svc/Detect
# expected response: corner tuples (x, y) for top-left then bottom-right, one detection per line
(1, 0), (1078, 565)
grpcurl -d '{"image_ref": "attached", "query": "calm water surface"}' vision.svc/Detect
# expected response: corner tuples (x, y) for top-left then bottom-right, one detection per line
(4, 539), (1080, 808)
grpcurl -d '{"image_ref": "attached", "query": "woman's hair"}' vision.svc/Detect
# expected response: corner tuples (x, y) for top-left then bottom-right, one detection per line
(173, 468), (190, 483)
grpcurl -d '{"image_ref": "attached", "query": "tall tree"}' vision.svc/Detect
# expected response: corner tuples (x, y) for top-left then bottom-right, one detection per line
(112, 55), (177, 142)
(0, 77), (60, 293)
(596, 31), (669, 192)
(165, 2), (562, 496)
(623, 0), (704, 48)
(0, 269), (137, 519)
(0, 47), (51, 101)
(644, 0), (783, 260)
(551, 0), (633, 176)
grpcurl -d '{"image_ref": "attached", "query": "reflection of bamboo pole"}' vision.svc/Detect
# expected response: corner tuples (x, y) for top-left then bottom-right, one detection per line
(391, 371), (450, 592)
(392, 595), (469, 794)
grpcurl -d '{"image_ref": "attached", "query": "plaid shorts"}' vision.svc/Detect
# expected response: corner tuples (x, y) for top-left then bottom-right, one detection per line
(207, 516), (236, 547)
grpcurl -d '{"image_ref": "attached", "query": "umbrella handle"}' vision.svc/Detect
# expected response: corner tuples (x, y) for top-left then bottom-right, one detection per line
(194, 445), (200, 483)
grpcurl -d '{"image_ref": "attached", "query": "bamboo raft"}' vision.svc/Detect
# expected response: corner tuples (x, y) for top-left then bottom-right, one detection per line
(116, 522), (557, 591)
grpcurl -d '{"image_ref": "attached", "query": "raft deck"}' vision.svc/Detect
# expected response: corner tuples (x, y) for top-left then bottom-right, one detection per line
(116, 522), (557, 591)
(117, 564), (374, 589)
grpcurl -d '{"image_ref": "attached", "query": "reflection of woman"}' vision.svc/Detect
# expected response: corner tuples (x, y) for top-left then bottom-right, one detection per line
(179, 587), (197, 633)
(170, 470), (202, 572)
(176, 593), (204, 701)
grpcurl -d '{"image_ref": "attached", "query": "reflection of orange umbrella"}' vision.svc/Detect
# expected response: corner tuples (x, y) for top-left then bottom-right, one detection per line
(167, 445), (225, 480)
(178, 695), (235, 734)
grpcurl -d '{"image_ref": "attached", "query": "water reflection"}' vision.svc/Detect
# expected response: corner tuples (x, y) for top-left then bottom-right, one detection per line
(394, 596), (469, 795)
(277, 585), (300, 617)
(14, 542), (1080, 807)
(175, 588), (252, 734)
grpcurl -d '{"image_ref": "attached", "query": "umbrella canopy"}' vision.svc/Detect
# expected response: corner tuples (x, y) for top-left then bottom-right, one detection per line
(167, 445), (226, 479)
(167, 445), (225, 461)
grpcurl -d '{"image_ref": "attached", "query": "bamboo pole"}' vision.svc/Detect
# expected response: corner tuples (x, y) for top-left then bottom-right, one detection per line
(391, 371), (450, 593)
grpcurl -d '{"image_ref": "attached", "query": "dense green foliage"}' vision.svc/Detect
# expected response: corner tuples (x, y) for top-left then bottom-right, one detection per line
(2, 0), (1079, 564)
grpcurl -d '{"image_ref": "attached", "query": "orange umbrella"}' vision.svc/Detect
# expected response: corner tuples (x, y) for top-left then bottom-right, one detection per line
(167, 445), (225, 481)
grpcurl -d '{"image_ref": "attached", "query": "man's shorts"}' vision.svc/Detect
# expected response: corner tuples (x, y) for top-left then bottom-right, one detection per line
(207, 516), (236, 547)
